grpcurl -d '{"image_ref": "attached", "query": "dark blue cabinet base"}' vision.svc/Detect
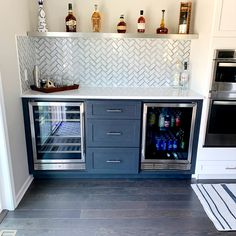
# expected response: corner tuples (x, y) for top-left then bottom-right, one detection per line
(22, 98), (202, 178)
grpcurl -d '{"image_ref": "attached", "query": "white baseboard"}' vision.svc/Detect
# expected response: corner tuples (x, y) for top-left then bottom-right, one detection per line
(15, 175), (34, 208)
(196, 174), (236, 180)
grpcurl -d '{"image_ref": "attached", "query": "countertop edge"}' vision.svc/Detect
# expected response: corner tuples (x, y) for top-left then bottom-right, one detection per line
(21, 87), (205, 100)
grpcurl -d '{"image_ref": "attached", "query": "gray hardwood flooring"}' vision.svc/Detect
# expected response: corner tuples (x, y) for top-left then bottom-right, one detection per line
(0, 179), (235, 236)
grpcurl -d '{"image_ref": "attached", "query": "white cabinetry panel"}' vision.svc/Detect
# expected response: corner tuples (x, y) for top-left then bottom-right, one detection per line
(214, 0), (236, 37)
(199, 161), (236, 174)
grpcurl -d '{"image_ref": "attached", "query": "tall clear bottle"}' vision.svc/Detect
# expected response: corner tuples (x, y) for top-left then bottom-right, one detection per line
(180, 62), (189, 89)
(91, 4), (101, 32)
(172, 61), (181, 88)
(65, 3), (77, 32)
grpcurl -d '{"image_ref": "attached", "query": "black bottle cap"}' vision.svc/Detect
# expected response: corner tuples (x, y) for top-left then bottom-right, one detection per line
(68, 3), (73, 10)
(184, 62), (188, 70)
(140, 10), (144, 15)
(38, 0), (43, 5)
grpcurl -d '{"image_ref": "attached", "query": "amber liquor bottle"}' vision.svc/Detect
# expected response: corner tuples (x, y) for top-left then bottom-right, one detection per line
(65, 3), (77, 32)
(91, 4), (101, 32)
(156, 10), (168, 34)
(137, 10), (145, 33)
(117, 15), (126, 33)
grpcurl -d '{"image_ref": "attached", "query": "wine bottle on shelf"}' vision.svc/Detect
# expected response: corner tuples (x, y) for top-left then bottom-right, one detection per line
(178, 13), (187, 34)
(91, 4), (101, 32)
(156, 10), (168, 34)
(65, 3), (77, 32)
(137, 10), (145, 33)
(117, 14), (127, 33)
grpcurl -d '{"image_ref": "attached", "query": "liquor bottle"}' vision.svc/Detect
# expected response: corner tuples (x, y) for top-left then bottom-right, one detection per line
(178, 13), (187, 34)
(170, 111), (175, 128)
(117, 15), (126, 33)
(164, 112), (170, 129)
(33, 65), (40, 87)
(180, 130), (185, 149)
(172, 61), (181, 88)
(175, 111), (181, 127)
(158, 108), (165, 131)
(180, 62), (189, 89)
(91, 4), (101, 32)
(137, 10), (145, 33)
(178, 2), (192, 34)
(156, 10), (168, 34)
(65, 3), (77, 32)
(148, 108), (156, 126)
(37, 0), (48, 32)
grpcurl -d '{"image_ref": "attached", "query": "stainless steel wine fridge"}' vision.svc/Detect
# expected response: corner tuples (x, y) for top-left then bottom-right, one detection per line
(141, 102), (197, 171)
(28, 101), (85, 170)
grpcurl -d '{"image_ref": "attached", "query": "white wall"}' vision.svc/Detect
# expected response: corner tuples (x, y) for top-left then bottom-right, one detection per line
(29, 0), (189, 34)
(0, 73), (15, 210)
(0, 0), (33, 209)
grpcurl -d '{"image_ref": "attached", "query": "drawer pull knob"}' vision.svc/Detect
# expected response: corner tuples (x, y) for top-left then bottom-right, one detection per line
(226, 167), (236, 170)
(106, 160), (121, 163)
(106, 109), (123, 113)
(106, 132), (122, 136)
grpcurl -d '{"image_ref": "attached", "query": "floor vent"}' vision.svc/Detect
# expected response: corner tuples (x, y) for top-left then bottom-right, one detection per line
(0, 230), (17, 236)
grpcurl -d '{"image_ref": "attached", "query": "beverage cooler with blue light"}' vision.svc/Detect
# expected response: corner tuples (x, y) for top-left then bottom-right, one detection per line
(141, 103), (197, 171)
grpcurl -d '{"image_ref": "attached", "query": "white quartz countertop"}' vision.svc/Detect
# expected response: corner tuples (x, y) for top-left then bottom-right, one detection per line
(21, 87), (204, 100)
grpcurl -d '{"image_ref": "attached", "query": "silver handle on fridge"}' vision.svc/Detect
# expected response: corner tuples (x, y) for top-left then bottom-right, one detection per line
(218, 62), (236, 67)
(213, 101), (236, 105)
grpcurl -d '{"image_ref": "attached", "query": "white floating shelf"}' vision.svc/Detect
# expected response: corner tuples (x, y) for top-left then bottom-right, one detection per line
(27, 32), (199, 40)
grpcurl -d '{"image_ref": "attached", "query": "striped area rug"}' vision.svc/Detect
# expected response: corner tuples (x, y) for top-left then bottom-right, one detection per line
(192, 183), (236, 231)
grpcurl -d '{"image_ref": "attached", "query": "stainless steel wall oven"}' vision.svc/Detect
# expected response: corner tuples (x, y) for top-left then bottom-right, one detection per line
(205, 49), (236, 147)
(28, 101), (85, 170)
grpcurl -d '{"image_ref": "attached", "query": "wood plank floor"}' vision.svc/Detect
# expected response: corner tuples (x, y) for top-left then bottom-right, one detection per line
(0, 179), (235, 236)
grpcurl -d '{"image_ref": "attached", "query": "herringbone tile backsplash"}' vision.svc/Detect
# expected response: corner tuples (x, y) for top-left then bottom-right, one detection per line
(17, 36), (191, 92)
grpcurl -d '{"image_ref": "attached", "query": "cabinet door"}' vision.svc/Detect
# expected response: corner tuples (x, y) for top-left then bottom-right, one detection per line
(86, 148), (139, 173)
(86, 119), (140, 147)
(213, 0), (236, 37)
(86, 100), (141, 119)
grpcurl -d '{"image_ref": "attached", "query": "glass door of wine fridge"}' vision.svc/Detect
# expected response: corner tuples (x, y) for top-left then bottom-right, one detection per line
(29, 102), (85, 170)
(141, 103), (197, 170)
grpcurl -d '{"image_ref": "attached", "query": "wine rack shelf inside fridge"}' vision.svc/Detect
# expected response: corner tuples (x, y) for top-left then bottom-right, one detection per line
(29, 101), (85, 170)
(141, 102), (197, 171)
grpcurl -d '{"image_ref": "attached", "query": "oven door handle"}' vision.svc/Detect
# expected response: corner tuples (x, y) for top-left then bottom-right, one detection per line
(213, 101), (236, 105)
(218, 62), (236, 67)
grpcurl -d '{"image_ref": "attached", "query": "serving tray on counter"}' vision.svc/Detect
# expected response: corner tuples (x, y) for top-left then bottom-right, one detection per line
(30, 84), (79, 93)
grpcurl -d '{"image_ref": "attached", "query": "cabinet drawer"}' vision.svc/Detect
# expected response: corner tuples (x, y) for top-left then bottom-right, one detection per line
(198, 161), (236, 174)
(86, 119), (140, 147)
(86, 100), (141, 119)
(87, 148), (139, 173)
